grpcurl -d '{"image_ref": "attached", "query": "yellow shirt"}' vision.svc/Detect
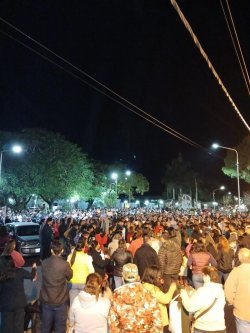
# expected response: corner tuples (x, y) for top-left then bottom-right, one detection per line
(142, 282), (176, 326)
(67, 252), (94, 284)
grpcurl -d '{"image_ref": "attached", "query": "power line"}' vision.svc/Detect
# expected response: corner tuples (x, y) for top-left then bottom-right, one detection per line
(170, 0), (250, 132)
(0, 18), (204, 150)
(220, 0), (250, 95)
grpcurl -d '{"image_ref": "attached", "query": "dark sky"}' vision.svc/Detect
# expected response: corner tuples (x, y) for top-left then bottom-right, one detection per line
(0, 0), (249, 194)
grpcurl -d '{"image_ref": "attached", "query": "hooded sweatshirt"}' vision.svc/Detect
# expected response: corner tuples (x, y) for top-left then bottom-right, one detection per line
(69, 290), (110, 333)
(181, 281), (226, 332)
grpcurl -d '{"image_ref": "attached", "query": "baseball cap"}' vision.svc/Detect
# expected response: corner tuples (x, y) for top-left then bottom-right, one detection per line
(122, 263), (139, 282)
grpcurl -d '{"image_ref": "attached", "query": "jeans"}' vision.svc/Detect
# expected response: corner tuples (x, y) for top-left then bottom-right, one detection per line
(218, 271), (229, 284)
(192, 274), (204, 289)
(235, 316), (250, 333)
(41, 302), (67, 333)
(114, 276), (123, 289)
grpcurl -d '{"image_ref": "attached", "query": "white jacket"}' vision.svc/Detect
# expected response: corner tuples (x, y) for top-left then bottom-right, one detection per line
(181, 282), (226, 332)
(69, 291), (110, 333)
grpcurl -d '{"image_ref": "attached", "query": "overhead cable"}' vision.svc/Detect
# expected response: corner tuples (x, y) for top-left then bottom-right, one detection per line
(0, 18), (203, 149)
(220, 0), (250, 95)
(170, 0), (250, 132)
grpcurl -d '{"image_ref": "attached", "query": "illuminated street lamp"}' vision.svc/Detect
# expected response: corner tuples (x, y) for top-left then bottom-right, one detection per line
(212, 143), (240, 208)
(111, 172), (118, 195)
(125, 170), (131, 177)
(212, 185), (225, 202)
(0, 144), (23, 183)
(125, 170), (132, 202)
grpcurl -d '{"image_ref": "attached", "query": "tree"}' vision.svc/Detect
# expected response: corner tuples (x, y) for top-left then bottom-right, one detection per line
(161, 153), (198, 200)
(105, 165), (150, 200)
(222, 134), (250, 184)
(0, 129), (95, 210)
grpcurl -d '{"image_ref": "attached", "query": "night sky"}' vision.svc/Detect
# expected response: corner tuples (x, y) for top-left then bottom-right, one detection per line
(0, 0), (249, 194)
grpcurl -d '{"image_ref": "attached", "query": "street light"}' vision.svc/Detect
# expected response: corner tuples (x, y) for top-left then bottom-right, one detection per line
(212, 185), (225, 202)
(111, 172), (118, 195)
(212, 143), (241, 208)
(125, 170), (132, 203)
(0, 144), (23, 183)
(125, 170), (131, 177)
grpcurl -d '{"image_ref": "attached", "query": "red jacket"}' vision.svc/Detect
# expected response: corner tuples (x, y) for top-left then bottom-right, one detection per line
(95, 233), (108, 251)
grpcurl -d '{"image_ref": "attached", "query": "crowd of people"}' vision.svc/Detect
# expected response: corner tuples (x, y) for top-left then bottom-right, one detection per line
(0, 208), (250, 333)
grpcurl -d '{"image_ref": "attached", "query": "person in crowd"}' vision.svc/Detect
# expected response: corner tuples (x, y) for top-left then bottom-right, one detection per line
(95, 228), (108, 252)
(178, 248), (189, 286)
(134, 234), (160, 279)
(39, 240), (73, 333)
(141, 265), (177, 332)
(67, 239), (95, 304)
(153, 221), (164, 235)
(88, 239), (110, 278)
(0, 225), (10, 254)
(216, 235), (234, 284)
(2, 238), (25, 268)
(224, 247), (250, 333)
(40, 217), (53, 260)
(67, 221), (80, 247)
(108, 263), (163, 333)
(241, 225), (250, 249)
(128, 228), (143, 257)
(158, 231), (183, 291)
(69, 272), (111, 333)
(0, 255), (37, 333)
(203, 233), (218, 259)
(188, 240), (217, 289)
(58, 217), (68, 254)
(108, 233), (121, 256)
(180, 266), (226, 333)
(111, 238), (133, 289)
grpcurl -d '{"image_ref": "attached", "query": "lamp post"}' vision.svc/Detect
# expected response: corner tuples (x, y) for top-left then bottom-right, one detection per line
(0, 145), (23, 183)
(111, 172), (118, 195)
(212, 143), (241, 208)
(125, 170), (132, 203)
(212, 185), (225, 202)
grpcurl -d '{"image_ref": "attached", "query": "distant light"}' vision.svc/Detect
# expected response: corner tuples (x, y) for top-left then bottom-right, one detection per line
(125, 170), (131, 176)
(144, 200), (149, 205)
(159, 200), (164, 205)
(111, 172), (118, 180)
(135, 200), (140, 205)
(213, 201), (218, 206)
(124, 200), (128, 204)
(12, 145), (23, 154)
(212, 143), (219, 149)
(175, 202), (179, 206)
(220, 186), (225, 190)
(228, 192), (231, 195)
(8, 197), (15, 205)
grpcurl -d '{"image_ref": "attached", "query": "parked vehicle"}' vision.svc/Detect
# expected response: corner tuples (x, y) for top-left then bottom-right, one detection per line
(5, 222), (40, 256)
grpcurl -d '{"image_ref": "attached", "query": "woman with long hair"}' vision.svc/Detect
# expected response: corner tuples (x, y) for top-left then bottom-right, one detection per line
(67, 239), (94, 305)
(188, 240), (217, 289)
(141, 265), (176, 332)
(111, 238), (133, 289)
(216, 236), (234, 284)
(68, 273), (111, 333)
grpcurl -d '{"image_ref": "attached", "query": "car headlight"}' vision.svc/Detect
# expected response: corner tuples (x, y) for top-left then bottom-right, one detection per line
(20, 241), (27, 246)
